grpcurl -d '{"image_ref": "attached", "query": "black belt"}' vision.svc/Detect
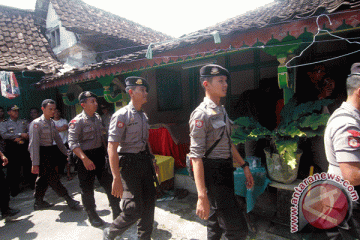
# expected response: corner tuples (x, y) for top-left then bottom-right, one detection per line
(118, 150), (147, 157)
(40, 145), (58, 149)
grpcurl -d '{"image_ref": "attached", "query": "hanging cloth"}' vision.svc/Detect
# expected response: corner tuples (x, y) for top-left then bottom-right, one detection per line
(0, 71), (20, 99)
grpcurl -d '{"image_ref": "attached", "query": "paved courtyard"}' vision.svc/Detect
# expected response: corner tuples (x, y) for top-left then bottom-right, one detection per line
(0, 174), (291, 240)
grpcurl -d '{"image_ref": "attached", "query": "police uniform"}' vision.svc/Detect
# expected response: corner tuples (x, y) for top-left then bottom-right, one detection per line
(189, 65), (248, 240)
(105, 77), (156, 240)
(0, 105), (31, 196)
(29, 112), (80, 210)
(323, 63), (360, 239)
(0, 154), (20, 219)
(68, 91), (120, 226)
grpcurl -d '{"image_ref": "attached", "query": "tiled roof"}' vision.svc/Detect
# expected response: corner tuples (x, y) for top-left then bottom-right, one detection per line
(186, 0), (360, 37)
(35, 0), (172, 46)
(0, 5), (62, 73)
(38, 0), (360, 86)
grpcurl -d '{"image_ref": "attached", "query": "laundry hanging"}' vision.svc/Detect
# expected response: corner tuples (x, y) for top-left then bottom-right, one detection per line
(0, 71), (20, 99)
(286, 14), (360, 69)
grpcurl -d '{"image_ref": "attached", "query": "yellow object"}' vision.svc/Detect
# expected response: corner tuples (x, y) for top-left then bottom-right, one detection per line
(155, 155), (175, 184)
(309, 166), (314, 176)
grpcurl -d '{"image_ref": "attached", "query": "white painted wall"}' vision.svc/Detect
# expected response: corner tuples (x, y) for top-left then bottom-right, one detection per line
(46, 2), (77, 54)
(45, 2), (97, 67)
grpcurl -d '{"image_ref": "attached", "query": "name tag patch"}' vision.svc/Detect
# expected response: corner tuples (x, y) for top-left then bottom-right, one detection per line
(195, 120), (204, 128)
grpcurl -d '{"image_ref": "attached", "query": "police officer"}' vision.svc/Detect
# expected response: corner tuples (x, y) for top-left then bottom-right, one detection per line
(103, 77), (159, 240)
(0, 104), (30, 196)
(68, 91), (120, 227)
(29, 99), (80, 211)
(189, 64), (254, 240)
(0, 150), (20, 219)
(324, 63), (360, 238)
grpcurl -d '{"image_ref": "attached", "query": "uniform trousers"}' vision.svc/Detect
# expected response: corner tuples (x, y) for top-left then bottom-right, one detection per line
(5, 141), (34, 196)
(203, 158), (248, 240)
(34, 146), (69, 200)
(0, 167), (10, 213)
(108, 152), (156, 240)
(76, 147), (120, 211)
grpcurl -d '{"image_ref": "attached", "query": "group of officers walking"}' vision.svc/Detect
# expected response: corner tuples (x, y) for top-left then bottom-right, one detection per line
(0, 64), (253, 240)
(2, 62), (360, 240)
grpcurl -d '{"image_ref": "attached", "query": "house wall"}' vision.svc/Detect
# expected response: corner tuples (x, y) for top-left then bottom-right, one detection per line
(141, 66), (193, 125)
(46, 3), (77, 54)
(0, 73), (57, 120)
(46, 3), (97, 68)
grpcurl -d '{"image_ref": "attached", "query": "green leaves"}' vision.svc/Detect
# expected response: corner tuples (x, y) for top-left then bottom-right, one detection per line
(231, 99), (333, 168)
(276, 139), (298, 170)
(232, 117), (271, 144)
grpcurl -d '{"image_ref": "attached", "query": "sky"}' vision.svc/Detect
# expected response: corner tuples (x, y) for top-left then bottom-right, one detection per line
(0, 0), (274, 37)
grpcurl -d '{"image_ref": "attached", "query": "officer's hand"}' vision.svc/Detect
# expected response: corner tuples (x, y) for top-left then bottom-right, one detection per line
(112, 177), (123, 198)
(1, 156), (8, 166)
(82, 158), (96, 171)
(153, 162), (160, 175)
(244, 167), (254, 189)
(21, 133), (29, 139)
(32, 165), (39, 174)
(14, 138), (22, 143)
(196, 195), (210, 220)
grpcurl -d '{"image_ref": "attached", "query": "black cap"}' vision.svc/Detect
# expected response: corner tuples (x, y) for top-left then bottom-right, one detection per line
(7, 104), (20, 111)
(125, 76), (150, 92)
(349, 63), (360, 77)
(78, 91), (97, 102)
(200, 64), (230, 79)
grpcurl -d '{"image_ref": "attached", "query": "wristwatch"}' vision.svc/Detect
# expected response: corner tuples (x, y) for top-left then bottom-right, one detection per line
(241, 161), (249, 169)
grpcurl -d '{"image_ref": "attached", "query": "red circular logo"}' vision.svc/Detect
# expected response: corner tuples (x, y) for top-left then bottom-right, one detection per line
(302, 183), (349, 229)
(117, 121), (124, 128)
(195, 120), (203, 128)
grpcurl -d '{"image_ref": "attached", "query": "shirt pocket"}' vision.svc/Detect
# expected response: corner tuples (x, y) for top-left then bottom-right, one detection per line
(8, 127), (15, 134)
(82, 125), (95, 140)
(41, 127), (51, 141)
(209, 116), (226, 140)
(126, 125), (139, 143)
(210, 116), (226, 129)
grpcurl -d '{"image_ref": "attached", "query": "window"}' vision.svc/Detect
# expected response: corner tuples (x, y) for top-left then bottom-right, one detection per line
(156, 69), (182, 111)
(50, 27), (60, 48)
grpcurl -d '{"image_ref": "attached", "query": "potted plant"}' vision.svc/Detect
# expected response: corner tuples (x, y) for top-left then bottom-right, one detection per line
(231, 99), (333, 184)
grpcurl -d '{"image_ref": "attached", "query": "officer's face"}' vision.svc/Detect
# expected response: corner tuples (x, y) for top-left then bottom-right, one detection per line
(131, 86), (148, 105)
(205, 76), (228, 98)
(8, 110), (19, 120)
(82, 97), (98, 114)
(42, 104), (56, 118)
(30, 109), (39, 120)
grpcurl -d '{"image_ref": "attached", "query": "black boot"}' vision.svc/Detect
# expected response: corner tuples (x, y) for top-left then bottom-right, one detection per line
(111, 205), (121, 220)
(86, 209), (104, 227)
(1, 208), (20, 219)
(64, 195), (81, 210)
(34, 199), (54, 210)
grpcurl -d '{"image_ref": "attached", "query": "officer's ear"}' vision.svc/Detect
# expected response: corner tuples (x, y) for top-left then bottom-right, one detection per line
(203, 81), (208, 88)
(128, 89), (134, 96)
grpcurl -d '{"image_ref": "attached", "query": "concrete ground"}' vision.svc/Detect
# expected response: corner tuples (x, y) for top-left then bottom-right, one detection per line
(0, 174), (294, 240)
